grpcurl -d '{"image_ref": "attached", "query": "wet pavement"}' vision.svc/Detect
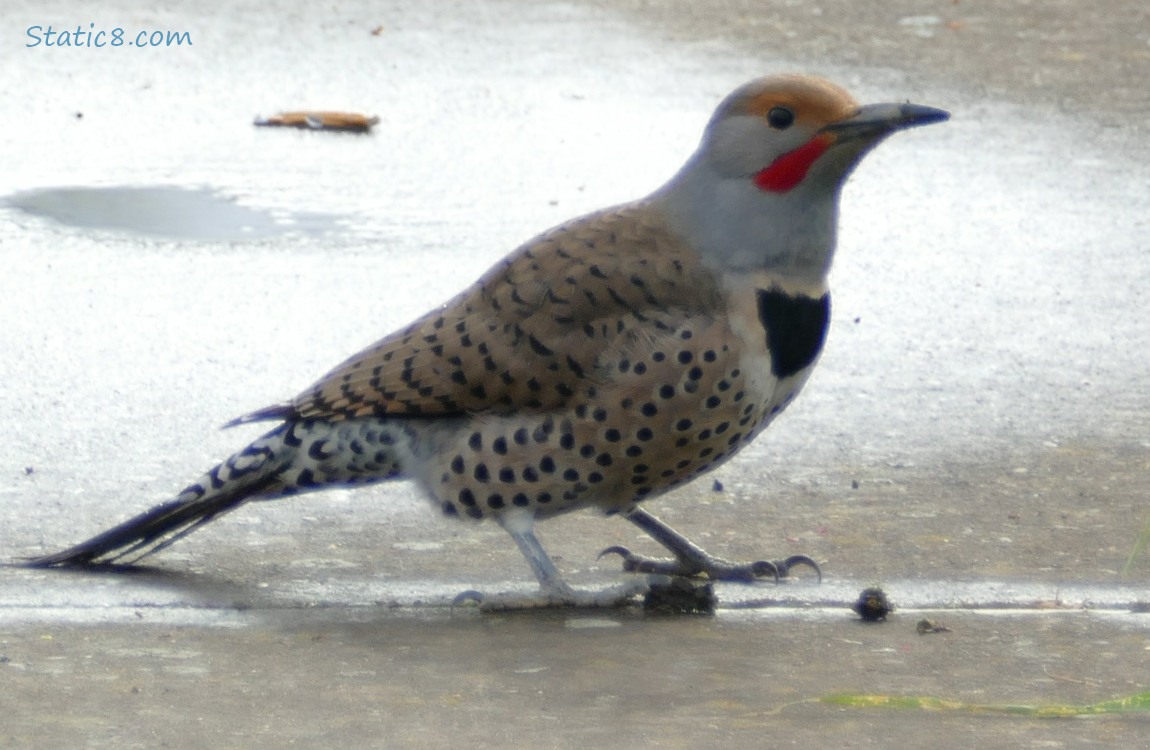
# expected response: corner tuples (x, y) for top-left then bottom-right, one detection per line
(2, 0), (1150, 747)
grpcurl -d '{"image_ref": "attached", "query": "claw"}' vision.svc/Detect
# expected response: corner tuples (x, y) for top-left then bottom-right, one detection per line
(778, 555), (822, 583)
(597, 545), (634, 561)
(598, 545), (688, 575)
(451, 589), (485, 608)
(748, 560), (781, 582)
(598, 545), (652, 573)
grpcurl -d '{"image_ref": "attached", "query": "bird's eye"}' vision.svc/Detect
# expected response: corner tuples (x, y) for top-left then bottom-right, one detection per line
(767, 106), (795, 130)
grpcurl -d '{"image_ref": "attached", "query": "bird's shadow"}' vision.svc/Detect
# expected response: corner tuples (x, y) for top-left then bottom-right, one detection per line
(4, 557), (268, 610)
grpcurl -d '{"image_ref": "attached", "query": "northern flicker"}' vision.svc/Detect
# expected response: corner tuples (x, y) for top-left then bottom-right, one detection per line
(25, 74), (948, 607)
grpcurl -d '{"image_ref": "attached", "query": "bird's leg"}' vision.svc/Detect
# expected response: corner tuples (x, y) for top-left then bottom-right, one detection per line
(453, 511), (649, 610)
(505, 524), (577, 601)
(601, 508), (821, 582)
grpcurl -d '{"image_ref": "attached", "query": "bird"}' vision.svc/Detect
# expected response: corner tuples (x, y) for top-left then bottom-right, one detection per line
(24, 74), (948, 608)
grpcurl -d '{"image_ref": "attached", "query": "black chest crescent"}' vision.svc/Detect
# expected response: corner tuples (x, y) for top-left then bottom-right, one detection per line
(755, 288), (831, 379)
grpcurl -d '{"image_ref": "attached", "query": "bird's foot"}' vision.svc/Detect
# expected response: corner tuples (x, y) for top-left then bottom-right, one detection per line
(451, 578), (651, 612)
(598, 545), (821, 583)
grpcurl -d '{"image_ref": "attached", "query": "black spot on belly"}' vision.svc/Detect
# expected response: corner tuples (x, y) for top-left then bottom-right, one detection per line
(755, 288), (830, 378)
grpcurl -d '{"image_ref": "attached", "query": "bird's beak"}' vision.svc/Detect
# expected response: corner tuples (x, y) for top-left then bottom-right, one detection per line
(821, 102), (950, 142)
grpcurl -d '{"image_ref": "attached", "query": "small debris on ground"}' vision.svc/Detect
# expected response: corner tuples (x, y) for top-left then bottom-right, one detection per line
(916, 618), (951, 634)
(852, 586), (893, 622)
(643, 577), (716, 615)
(254, 111), (380, 133)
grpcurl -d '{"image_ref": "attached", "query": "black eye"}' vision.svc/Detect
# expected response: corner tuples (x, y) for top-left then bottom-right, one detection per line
(767, 106), (795, 130)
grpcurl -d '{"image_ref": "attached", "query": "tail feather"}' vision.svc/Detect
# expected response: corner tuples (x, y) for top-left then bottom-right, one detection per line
(25, 418), (410, 568)
(23, 486), (265, 567)
(24, 424), (293, 567)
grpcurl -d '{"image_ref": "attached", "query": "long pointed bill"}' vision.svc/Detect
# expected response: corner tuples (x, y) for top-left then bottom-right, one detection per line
(821, 102), (950, 142)
(753, 101), (949, 193)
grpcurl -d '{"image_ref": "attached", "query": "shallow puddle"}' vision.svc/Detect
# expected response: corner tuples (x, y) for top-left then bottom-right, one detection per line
(7, 185), (338, 241)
